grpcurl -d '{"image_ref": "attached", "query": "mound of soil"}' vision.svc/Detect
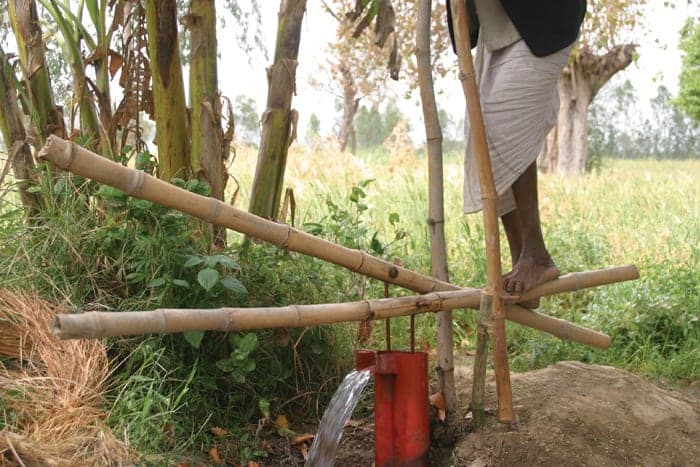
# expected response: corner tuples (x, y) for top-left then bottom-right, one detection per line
(446, 361), (699, 466)
(304, 361), (699, 466)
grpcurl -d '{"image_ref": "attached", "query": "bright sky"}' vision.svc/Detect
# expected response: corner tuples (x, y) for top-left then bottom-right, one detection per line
(218, 1), (700, 143)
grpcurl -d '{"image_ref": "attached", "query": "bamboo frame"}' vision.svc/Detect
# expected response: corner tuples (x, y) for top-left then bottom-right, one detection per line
(52, 265), (638, 342)
(38, 137), (636, 347)
(416, 0), (456, 413)
(449, 0), (513, 422)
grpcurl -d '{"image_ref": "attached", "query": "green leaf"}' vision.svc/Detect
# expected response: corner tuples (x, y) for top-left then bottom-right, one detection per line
(220, 276), (247, 295)
(26, 185), (42, 193)
(258, 399), (270, 418)
(95, 185), (127, 200)
(216, 358), (236, 373)
(172, 279), (190, 288)
(242, 359), (256, 373)
(125, 272), (144, 282)
(183, 255), (204, 268)
(84, 0), (100, 33)
(238, 333), (258, 354)
(147, 277), (167, 288)
(389, 212), (400, 224)
(184, 331), (205, 349)
(370, 232), (384, 255)
(213, 255), (239, 270)
(204, 255), (218, 268)
(231, 371), (246, 383)
(197, 268), (219, 292)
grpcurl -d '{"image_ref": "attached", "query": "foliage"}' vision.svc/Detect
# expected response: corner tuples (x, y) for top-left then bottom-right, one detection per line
(233, 94), (260, 145)
(588, 80), (700, 161)
(305, 113), (322, 146)
(0, 152), (364, 462)
(354, 99), (402, 149)
(578, 0), (647, 54)
(676, 18), (700, 122)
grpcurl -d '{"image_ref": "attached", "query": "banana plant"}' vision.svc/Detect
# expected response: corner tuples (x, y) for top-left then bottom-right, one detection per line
(38, 0), (114, 157)
(7, 0), (66, 145)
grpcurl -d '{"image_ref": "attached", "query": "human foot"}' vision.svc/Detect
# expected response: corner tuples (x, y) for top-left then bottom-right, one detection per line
(502, 256), (560, 303)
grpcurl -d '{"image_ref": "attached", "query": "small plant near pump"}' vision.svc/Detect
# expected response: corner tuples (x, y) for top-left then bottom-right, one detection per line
(215, 333), (259, 383)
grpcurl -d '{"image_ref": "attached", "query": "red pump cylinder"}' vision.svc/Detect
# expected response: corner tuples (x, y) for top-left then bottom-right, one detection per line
(374, 351), (430, 467)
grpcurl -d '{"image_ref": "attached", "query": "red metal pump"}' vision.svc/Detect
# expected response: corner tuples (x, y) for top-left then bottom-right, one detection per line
(354, 350), (430, 466)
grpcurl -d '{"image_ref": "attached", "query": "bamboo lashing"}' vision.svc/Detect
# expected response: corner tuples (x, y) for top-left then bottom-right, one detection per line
(52, 265), (638, 343)
(449, 0), (513, 422)
(38, 137), (636, 345)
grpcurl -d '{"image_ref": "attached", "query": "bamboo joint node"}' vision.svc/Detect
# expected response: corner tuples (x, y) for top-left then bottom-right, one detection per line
(205, 199), (221, 223)
(280, 225), (293, 250)
(364, 300), (375, 320)
(353, 251), (367, 273)
(125, 170), (146, 196)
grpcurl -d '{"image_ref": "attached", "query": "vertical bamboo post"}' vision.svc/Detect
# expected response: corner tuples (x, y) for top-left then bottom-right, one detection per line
(416, 0), (457, 413)
(449, 0), (515, 423)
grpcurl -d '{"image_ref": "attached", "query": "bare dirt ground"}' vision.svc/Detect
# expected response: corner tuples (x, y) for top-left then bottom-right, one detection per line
(268, 361), (700, 466)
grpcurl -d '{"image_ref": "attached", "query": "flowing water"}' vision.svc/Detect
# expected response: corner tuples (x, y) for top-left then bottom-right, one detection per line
(305, 368), (372, 467)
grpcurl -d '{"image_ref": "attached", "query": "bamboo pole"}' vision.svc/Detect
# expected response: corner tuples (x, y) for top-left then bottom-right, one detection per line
(52, 265), (637, 341)
(416, 0), (456, 414)
(471, 294), (491, 427)
(449, 0), (514, 422)
(38, 137), (636, 344)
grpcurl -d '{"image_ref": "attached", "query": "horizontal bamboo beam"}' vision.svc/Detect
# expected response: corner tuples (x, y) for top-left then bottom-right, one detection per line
(38, 137), (638, 348)
(52, 265), (639, 348)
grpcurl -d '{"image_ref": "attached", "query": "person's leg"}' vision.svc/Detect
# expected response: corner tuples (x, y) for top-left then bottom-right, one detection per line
(502, 161), (559, 298)
(501, 209), (521, 269)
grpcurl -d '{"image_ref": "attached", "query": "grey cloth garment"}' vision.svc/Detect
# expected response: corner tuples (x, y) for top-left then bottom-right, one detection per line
(463, 35), (571, 216)
(474, 0), (521, 51)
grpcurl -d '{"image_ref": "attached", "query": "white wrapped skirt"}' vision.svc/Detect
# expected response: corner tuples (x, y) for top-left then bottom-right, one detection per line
(463, 37), (571, 215)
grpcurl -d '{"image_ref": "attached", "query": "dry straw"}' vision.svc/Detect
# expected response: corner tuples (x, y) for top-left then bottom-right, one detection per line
(0, 290), (135, 466)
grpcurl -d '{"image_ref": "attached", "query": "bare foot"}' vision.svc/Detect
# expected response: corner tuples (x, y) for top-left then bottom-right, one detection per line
(502, 256), (560, 305)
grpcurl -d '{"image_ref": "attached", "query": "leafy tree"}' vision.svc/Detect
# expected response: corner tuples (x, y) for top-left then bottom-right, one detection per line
(541, 0), (645, 175)
(354, 99), (403, 149)
(323, 0), (451, 153)
(233, 95), (260, 145)
(587, 81), (700, 160)
(305, 112), (321, 146)
(676, 18), (700, 122)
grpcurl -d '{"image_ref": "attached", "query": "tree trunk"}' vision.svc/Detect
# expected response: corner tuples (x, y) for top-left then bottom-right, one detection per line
(416, 0), (456, 414)
(551, 44), (636, 175)
(248, 0), (306, 220)
(145, 0), (190, 181)
(537, 126), (557, 173)
(188, 0), (228, 246)
(8, 0), (66, 143)
(0, 45), (39, 215)
(338, 64), (359, 154)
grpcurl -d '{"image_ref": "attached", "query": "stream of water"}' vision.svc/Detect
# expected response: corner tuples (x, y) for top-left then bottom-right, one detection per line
(305, 368), (372, 467)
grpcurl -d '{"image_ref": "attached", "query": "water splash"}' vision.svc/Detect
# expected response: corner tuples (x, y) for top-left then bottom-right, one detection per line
(306, 368), (372, 467)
